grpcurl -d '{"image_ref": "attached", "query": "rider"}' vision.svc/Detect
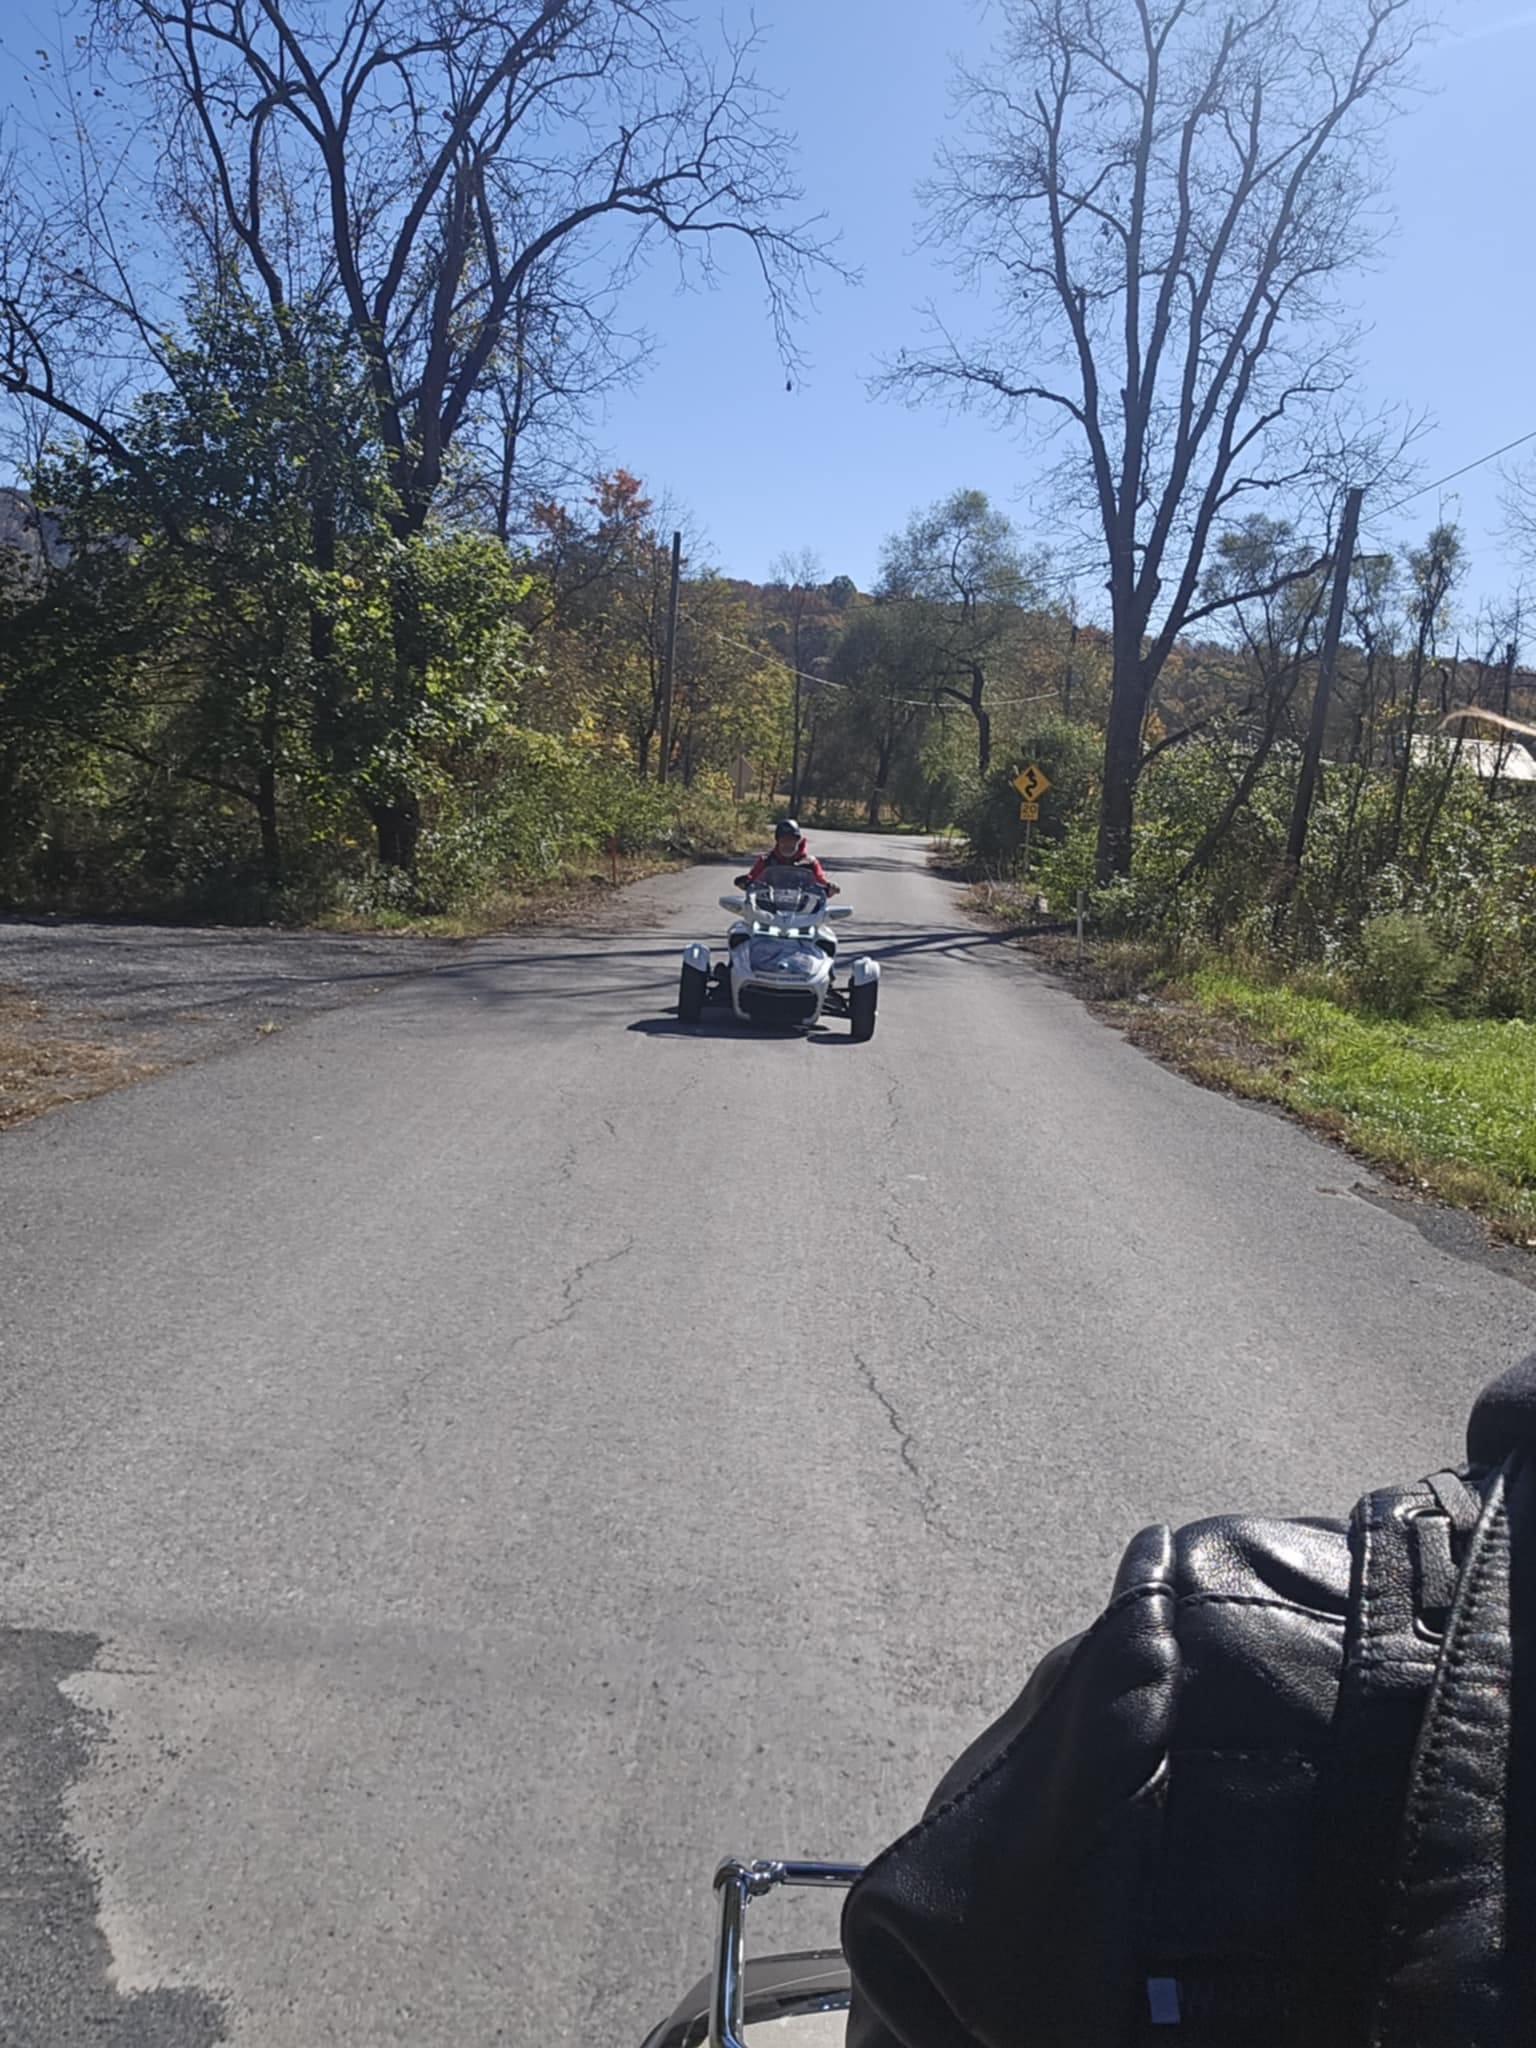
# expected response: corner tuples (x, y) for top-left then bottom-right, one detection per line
(734, 818), (840, 895)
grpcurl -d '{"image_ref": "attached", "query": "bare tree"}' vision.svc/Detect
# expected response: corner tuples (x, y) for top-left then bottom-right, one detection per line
(70, 0), (829, 529)
(1170, 513), (1328, 890)
(892, 0), (1421, 879)
(2, 0), (836, 862)
(1389, 521), (1462, 856)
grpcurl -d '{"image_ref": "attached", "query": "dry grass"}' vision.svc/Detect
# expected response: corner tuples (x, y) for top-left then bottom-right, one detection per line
(0, 991), (155, 1129)
(314, 853), (691, 939)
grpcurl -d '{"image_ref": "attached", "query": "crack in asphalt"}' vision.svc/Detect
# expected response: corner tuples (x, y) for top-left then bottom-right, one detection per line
(872, 1057), (977, 1332)
(852, 1351), (944, 1540)
(850, 1350), (1020, 1563)
(507, 1238), (637, 1357)
(879, 1207), (979, 1334)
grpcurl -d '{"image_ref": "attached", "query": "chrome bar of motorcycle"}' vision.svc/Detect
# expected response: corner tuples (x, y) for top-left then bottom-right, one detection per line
(710, 1859), (864, 2048)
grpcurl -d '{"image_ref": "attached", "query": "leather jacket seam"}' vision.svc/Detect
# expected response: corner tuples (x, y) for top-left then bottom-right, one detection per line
(1377, 1479), (1505, 2041)
(1167, 1748), (1323, 1764)
(1175, 1591), (1347, 1624)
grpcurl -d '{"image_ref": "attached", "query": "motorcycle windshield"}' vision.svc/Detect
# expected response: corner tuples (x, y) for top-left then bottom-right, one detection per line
(746, 882), (825, 931)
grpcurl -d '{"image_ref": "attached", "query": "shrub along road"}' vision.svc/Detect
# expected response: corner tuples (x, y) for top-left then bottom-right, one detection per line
(1, 832), (1531, 2045)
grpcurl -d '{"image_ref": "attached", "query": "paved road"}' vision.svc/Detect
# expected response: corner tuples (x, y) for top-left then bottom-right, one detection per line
(0, 915), (462, 1068)
(2, 832), (1531, 2045)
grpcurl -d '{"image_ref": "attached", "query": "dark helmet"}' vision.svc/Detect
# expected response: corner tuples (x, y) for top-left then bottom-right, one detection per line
(773, 817), (800, 839)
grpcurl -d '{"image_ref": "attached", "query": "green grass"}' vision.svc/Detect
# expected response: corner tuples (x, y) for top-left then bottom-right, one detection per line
(1187, 970), (1536, 1237)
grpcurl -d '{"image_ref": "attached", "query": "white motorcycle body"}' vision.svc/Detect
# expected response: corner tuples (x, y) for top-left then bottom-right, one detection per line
(678, 874), (880, 1040)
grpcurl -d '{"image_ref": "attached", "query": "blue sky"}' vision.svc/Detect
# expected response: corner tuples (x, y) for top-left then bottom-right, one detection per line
(592, 0), (1536, 621)
(3, 0), (1533, 623)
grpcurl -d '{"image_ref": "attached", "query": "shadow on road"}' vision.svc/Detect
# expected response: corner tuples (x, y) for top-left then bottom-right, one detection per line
(628, 1012), (855, 1046)
(821, 853), (930, 875)
(627, 1014), (714, 1038)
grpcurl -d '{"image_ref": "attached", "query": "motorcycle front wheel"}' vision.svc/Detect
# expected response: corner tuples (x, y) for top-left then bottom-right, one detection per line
(678, 960), (708, 1023)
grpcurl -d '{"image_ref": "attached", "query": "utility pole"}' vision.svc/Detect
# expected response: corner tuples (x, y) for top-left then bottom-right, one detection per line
(788, 582), (805, 812)
(790, 665), (803, 813)
(657, 529), (682, 786)
(1277, 486), (1363, 912)
(1489, 635), (1519, 799)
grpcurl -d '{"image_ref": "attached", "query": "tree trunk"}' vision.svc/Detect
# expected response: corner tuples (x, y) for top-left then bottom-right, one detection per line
(1332, 763), (1369, 909)
(0, 742), (23, 891)
(1095, 636), (1146, 882)
(375, 562), (428, 869)
(869, 716), (899, 827)
(257, 764), (281, 888)
(308, 496), (344, 762)
(258, 673), (283, 888)
(1415, 728), (1465, 879)
(1061, 619), (1079, 718)
(799, 717), (819, 808)
(1389, 662), (1423, 857)
(1173, 723), (1283, 893)
(1276, 485), (1360, 915)
(1489, 639), (1517, 802)
(964, 662), (991, 778)
(495, 412), (518, 544)
(1390, 584), (1442, 858)
(367, 797), (421, 871)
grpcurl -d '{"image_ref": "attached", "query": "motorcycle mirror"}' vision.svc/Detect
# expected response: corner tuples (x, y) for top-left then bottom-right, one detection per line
(719, 894), (745, 912)
(826, 905), (852, 921)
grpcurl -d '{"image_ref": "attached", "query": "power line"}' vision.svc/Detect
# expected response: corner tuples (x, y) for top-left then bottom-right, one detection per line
(1375, 428), (1536, 520)
(683, 610), (1062, 709)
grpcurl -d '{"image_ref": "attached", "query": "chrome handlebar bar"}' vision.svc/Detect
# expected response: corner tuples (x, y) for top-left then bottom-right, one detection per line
(710, 1859), (864, 2048)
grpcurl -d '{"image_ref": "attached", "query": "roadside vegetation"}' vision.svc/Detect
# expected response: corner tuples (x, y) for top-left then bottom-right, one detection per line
(988, 930), (1536, 1242)
(959, 687), (1536, 1241)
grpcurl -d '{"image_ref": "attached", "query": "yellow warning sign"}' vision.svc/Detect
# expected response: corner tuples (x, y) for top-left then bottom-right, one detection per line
(1018, 800), (1040, 822)
(1012, 764), (1051, 802)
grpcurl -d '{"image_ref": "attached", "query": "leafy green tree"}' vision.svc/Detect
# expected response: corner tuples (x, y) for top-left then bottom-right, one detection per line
(878, 488), (1044, 775)
(825, 607), (931, 824)
(32, 295), (533, 883)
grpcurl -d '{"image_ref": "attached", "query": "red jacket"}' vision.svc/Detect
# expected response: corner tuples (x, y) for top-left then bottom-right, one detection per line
(745, 837), (830, 886)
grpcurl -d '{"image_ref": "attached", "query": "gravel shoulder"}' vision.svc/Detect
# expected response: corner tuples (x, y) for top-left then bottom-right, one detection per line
(0, 916), (460, 1127)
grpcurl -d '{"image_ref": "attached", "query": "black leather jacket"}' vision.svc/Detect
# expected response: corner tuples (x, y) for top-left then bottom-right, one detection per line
(843, 1363), (1536, 2048)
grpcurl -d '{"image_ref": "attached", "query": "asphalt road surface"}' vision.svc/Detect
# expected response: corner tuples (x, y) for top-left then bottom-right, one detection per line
(2, 831), (1532, 2046)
